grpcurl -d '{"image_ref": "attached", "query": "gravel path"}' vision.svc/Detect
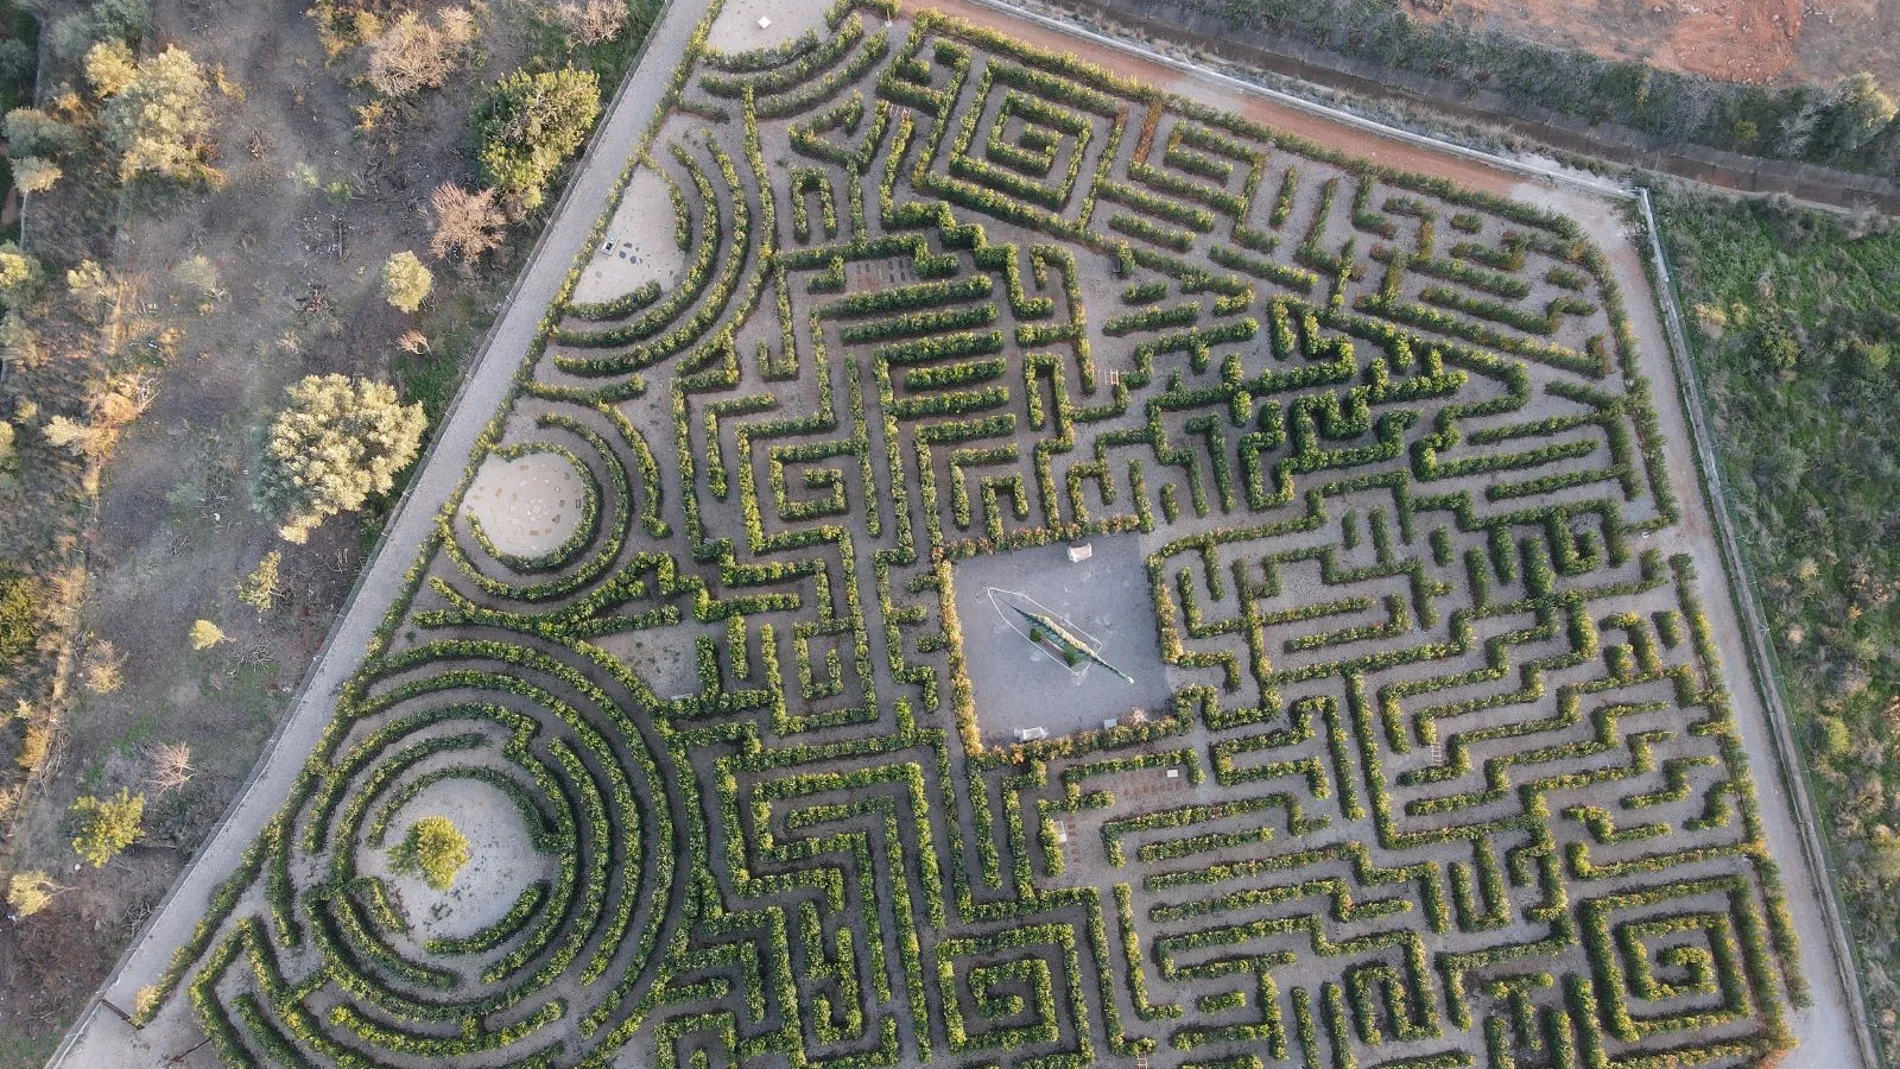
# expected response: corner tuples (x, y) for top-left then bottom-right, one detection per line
(44, 3), (713, 1065)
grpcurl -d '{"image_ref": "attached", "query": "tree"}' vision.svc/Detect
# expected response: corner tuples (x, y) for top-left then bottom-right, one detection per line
(0, 38), (33, 85)
(239, 551), (282, 613)
(0, 242), (43, 306)
(66, 260), (116, 322)
(12, 158), (62, 195)
(188, 618), (226, 649)
(4, 109), (77, 159)
(6, 871), (63, 919)
(0, 310), (39, 368)
(0, 572), (43, 666)
(98, 45), (217, 184)
(551, 0), (629, 47)
(82, 639), (123, 694)
(474, 67), (600, 212)
(71, 788), (144, 867)
(365, 8), (477, 98)
(1809, 72), (1897, 163)
(381, 250), (433, 312)
(391, 815), (470, 891)
(48, 0), (149, 60)
(426, 182), (506, 262)
(256, 375), (426, 544)
(84, 40), (138, 97)
(145, 742), (193, 796)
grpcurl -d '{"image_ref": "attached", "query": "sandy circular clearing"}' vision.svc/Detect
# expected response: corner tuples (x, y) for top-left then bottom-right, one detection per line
(361, 776), (549, 944)
(465, 450), (588, 559)
(572, 166), (689, 306)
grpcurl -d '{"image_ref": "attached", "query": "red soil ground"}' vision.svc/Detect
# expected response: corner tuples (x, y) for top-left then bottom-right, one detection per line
(1421, 0), (1898, 88)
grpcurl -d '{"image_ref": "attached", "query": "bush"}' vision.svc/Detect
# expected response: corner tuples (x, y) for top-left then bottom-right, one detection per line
(97, 45), (218, 184)
(71, 789), (144, 867)
(380, 250), (433, 313)
(4, 110), (77, 160)
(188, 619), (227, 650)
(390, 815), (471, 891)
(474, 66), (601, 211)
(254, 374), (426, 544)
(0, 572), (44, 666)
(12, 158), (62, 195)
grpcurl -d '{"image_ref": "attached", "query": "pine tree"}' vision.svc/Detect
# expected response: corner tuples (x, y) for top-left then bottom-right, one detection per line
(71, 789), (144, 867)
(255, 375), (426, 544)
(381, 251), (434, 313)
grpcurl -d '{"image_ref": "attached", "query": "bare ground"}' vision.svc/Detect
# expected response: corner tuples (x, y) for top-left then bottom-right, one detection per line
(1421, 0), (1900, 88)
(0, 0), (543, 1059)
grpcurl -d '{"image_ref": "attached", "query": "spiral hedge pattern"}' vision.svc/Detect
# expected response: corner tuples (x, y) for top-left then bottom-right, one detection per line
(149, 2), (1815, 1067)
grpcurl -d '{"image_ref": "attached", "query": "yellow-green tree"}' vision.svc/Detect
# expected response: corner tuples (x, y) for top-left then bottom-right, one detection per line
(239, 551), (282, 613)
(71, 788), (144, 867)
(6, 870), (63, 918)
(391, 815), (470, 891)
(95, 45), (217, 184)
(188, 618), (227, 649)
(381, 251), (433, 313)
(255, 375), (426, 544)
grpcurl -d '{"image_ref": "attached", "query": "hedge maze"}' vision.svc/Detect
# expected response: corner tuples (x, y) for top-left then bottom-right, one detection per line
(152, 3), (1809, 1067)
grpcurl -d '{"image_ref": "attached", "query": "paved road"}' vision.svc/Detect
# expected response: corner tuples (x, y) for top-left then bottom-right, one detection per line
(45, 2), (712, 1065)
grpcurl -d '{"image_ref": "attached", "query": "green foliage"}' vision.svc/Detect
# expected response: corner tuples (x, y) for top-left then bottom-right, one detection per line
(474, 66), (601, 211)
(255, 374), (427, 544)
(390, 815), (470, 891)
(49, 0), (147, 59)
(147, 10), (1809, 1069)
(0, 571), (42, 665)
(71, 788), (144, 867)
(0, 242), (41, 306)
(12, 156), (62, 194)
(239, 551), (282, 614)
(380, 250), (434, 313)
(4, 108), (77, 159)
(97, 45), (217, 183)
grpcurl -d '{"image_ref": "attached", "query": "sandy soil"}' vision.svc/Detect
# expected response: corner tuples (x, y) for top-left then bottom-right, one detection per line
(1426, 0), (1900, 88)
(364, 777), (549, 943)
(466, 451), (588, 557)
(571, 166), (687, 306)
(952, 535), (1172, 742)
(705, 0), (836, 52)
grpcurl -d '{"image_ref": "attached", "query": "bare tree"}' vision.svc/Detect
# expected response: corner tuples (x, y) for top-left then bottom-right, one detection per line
(365, 8), (478, 99)
(145, 741), (194, 796)
(426, 182), (506, 263)
(551, 0), (627, 47)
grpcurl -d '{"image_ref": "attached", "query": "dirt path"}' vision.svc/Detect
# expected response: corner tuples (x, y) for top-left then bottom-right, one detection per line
(42, 2), (717, 1065)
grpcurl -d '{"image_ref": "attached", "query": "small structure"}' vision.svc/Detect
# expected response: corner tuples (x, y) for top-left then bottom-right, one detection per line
(758, 16), (771, 29)
(1015, 726), (1049, 742)
(1067, 542), (1093, 563)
